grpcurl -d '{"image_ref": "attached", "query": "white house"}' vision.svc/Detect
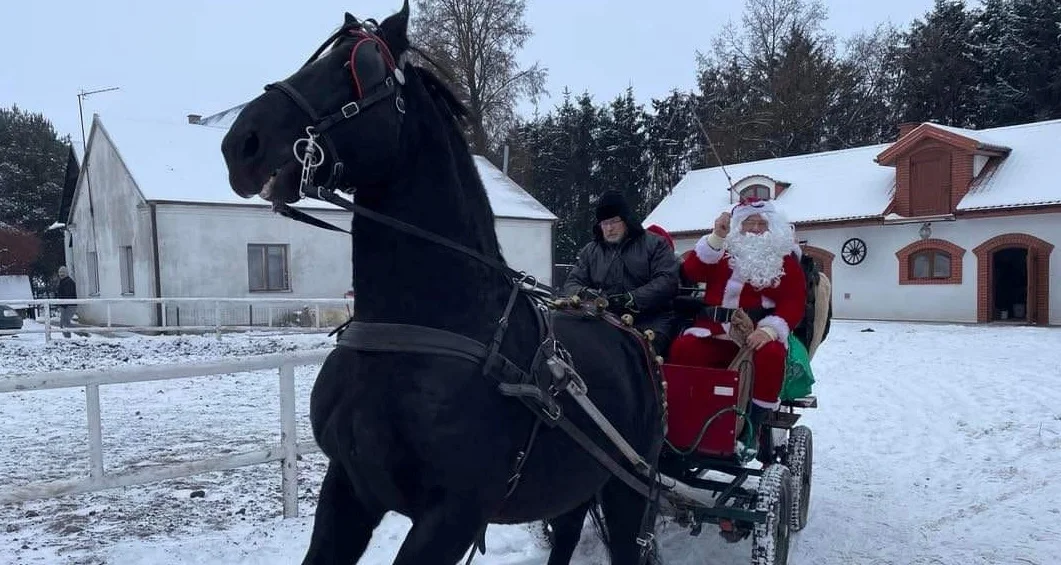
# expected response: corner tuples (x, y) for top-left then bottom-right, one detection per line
(644, 119), (1061, 326)
(60, 114), (556, 327)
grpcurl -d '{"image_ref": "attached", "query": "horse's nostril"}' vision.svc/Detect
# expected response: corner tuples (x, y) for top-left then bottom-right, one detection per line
(241, 132), (260, 160)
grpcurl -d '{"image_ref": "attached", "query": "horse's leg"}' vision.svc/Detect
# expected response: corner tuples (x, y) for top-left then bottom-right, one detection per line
(545, 500), (592, 565)
(301, 460), (384, 565)
(391, 498), (491, 565)
(599, 479), (654, 565)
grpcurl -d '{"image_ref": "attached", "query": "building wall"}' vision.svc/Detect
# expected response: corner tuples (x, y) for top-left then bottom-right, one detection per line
(673, 212), (1061, 325)
(64, 132), (156, 326)
(495, 218), (554, 286)
(154, 203), (354, 298)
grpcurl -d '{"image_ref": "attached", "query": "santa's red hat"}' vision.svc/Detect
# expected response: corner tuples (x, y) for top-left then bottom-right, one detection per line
(645, 224), (674, 250)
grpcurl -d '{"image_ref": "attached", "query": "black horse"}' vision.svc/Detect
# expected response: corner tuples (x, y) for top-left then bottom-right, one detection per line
(220, 3), (665, 564)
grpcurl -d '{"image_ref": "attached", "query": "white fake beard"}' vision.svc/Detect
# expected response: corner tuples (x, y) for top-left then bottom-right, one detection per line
(725, 228), (793, 289)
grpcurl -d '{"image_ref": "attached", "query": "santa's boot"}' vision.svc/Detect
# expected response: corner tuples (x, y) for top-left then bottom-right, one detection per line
(737, 402), (772, 462)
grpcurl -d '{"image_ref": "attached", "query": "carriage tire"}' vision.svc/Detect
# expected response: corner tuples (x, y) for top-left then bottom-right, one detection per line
(783, 426), (813, 531)
(751, 464), (793, 565)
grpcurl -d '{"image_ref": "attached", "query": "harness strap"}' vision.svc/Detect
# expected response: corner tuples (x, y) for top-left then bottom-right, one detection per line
(334, 319), (657, 500)
(337, 321), (488, 365)
(276, 187), (557, 297)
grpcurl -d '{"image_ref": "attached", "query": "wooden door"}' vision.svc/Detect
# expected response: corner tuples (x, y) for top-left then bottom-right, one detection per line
(1026, 248), (1039, 325)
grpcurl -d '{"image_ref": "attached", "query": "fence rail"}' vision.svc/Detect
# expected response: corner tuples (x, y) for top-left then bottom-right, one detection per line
(0, 350), (331, 518)
(0, 297), (355, 341)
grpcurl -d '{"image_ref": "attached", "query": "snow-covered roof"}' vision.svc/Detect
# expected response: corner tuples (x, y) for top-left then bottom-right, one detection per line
(473, 156), (557, 221)
(644, 143), (895, 232)
(953, 119), (1061, 210)
(93, 116), (555, 220)
(96, 116), (341, 210)
(0, 275), (33, 308)
(645, 118), (1061, 233)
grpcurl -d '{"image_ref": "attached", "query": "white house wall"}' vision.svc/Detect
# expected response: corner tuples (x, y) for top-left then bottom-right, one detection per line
(65, 132), (156, 327)
(495, 218), (554, 286)
(153, 204), (352, 325)
(673, 212), (1061, 325)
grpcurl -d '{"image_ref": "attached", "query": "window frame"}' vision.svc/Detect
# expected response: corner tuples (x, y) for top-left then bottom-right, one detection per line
(247, 243), (291, 292)
(119, 245), (135, 295)
(739, 183), (772, 201)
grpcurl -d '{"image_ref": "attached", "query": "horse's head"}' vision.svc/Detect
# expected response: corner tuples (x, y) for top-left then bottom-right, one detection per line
(221, 2), (411, 204)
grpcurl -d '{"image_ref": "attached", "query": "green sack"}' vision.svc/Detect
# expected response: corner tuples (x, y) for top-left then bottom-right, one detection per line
(780, 333), (815, 400)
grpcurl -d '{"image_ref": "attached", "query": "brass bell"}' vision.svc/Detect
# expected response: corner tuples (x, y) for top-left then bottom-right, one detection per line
(621, 313), (634, 326)
(570, 295), (581, 306)
(644, 329), (655, 341)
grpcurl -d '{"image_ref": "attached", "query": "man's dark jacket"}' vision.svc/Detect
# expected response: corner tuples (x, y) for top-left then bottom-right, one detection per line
(561, 215), (680, 344)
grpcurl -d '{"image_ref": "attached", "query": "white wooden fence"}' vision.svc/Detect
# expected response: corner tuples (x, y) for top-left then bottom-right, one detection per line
(0, 350), (330, 518)
(0, 297), (355, 341)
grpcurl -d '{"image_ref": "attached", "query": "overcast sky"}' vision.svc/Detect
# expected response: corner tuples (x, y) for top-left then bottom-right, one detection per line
(1, 0), (937, 147)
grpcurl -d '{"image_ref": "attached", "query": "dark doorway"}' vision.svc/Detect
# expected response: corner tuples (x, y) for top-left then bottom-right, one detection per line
(992, 247), (1028, 321)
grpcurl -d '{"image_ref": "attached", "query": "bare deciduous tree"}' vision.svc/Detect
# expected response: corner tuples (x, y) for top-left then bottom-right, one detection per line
(411, 0), (547, 153)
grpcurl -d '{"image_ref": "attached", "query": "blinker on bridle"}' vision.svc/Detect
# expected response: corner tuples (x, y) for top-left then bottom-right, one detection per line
(263, 16), (406, 198)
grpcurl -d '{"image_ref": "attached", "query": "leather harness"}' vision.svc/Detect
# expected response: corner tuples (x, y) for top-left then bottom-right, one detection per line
(257, 17), (668, 563)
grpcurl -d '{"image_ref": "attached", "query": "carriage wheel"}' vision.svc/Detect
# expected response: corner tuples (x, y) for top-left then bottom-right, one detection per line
(782, 426), (813, 531)
(751, 464), (792, 565)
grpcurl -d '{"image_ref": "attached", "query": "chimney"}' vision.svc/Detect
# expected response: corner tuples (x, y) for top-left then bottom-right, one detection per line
(897, 122), (920, 139)
(187, 114), (202, 125)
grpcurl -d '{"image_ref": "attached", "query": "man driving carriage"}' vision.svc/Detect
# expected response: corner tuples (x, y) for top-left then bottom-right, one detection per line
(668, 198), (806, 452)
(562, 190), (681, 355)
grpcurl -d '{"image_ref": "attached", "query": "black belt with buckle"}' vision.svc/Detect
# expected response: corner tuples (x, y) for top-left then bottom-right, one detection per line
(701, 305), (775, 324)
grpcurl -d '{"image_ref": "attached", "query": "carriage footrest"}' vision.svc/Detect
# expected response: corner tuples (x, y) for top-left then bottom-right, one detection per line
(780, 396), (817, 409)
(763, 411), (800, 429)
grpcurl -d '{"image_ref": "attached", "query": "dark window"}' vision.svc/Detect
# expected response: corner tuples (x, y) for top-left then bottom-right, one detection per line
(910, 250), (951, 279)
(248, 244), (290, 291)
(739, 184), (771, 201)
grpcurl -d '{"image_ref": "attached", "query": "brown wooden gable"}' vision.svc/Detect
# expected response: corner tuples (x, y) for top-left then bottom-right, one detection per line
(874, 124), (1011, 218)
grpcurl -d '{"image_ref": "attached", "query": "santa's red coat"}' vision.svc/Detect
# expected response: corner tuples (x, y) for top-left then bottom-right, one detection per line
(680, 234), (806, 345)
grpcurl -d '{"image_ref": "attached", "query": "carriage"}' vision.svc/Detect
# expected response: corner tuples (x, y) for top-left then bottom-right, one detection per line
(656, 348), (816, 565)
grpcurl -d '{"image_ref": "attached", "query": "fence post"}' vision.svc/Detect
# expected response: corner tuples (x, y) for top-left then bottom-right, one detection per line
(315, 305), (321, 328)
(86, 384), (105, 478)
(44, 302), (52, 343)
(106, 303), (112, 327)
(279, 363), (299, 518)
(215, 301), (221, 341)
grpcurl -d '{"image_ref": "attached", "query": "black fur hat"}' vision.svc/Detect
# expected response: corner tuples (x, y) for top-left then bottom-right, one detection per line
(595, 190), (630, 222)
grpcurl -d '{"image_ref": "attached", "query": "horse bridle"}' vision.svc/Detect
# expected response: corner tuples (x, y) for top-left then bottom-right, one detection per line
(264, 17), (407, 196)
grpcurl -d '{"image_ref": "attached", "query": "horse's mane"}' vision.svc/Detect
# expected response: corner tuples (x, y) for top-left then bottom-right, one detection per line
(404, 55), (506, 265)
(409, 57), (470, 129)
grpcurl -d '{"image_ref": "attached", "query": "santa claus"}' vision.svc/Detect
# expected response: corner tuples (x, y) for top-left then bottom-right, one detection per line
(668, 198), (806, 448)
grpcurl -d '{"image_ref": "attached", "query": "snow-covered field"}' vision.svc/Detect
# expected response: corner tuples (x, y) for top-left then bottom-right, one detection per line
(2, 320), (1060, 565)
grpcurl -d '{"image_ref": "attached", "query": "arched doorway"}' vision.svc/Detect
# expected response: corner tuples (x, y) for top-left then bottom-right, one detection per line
(974, 234), (1054, 325)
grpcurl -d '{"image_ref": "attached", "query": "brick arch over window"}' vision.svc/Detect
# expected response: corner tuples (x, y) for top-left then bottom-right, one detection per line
(896, 238), (966, 285)
(973, 233), (1054, 325)
(800, 245), (834, 280)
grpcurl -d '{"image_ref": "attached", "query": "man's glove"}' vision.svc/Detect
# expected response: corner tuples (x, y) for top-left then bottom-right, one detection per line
(608, 292), (639, 314)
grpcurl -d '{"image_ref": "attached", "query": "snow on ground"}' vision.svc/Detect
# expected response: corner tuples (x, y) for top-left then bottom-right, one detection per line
(2, 320), (1061, 564)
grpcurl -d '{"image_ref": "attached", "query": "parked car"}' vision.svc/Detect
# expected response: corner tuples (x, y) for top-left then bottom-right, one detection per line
(0, 304), (24, 331)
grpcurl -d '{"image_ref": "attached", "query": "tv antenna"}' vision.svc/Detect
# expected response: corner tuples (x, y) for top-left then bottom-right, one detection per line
(76, 86), (120, 150)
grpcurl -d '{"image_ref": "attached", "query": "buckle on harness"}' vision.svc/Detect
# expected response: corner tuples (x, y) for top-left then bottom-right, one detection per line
(341, 101), (361, 117)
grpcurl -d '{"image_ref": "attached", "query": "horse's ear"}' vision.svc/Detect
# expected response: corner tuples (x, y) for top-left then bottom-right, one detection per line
(344, 12), (359, 26)
(379, 0), (410, 56)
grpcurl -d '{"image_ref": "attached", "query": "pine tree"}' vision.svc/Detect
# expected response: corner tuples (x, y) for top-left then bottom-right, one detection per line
(888, 0), (979, 127)
(0, 105), (70, 288)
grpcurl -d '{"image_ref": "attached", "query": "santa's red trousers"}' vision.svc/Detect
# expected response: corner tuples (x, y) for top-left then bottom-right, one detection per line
(668, 334), (786, 406)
